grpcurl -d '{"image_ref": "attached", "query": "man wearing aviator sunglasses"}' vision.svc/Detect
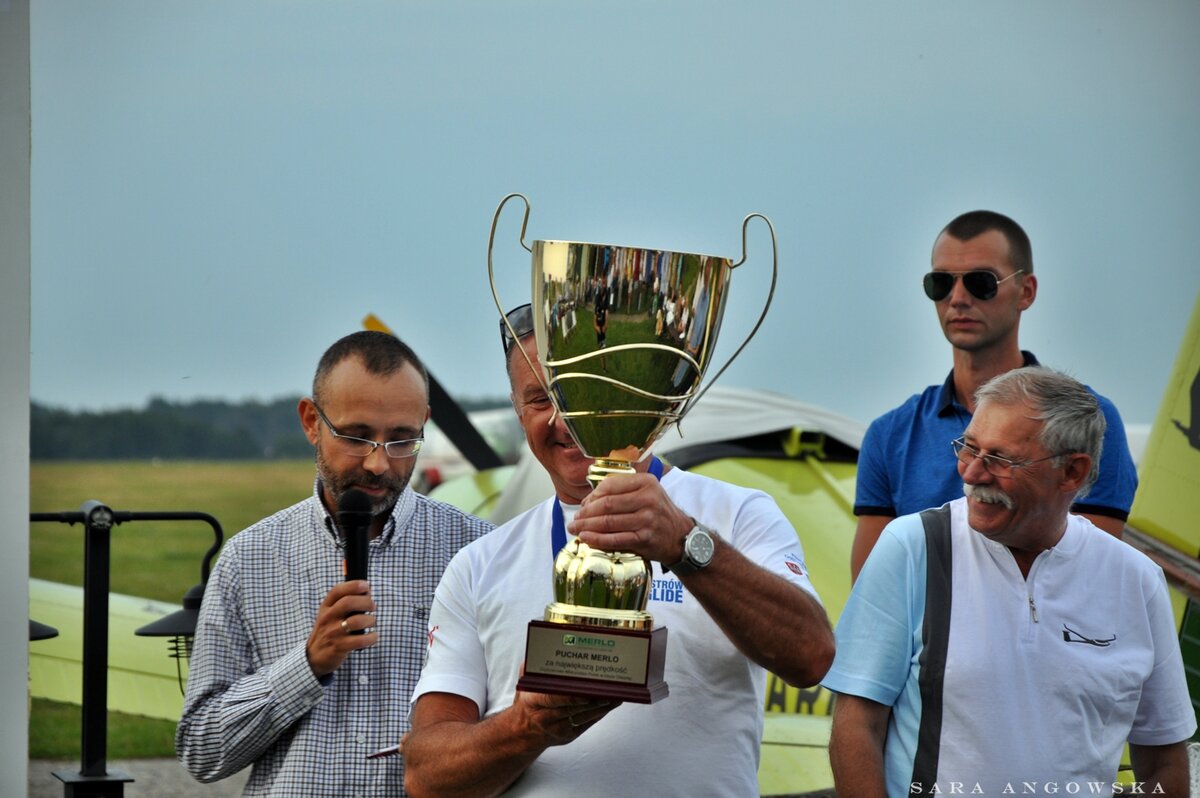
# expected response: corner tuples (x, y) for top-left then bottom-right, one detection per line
(404, 308), (834, 797)
(850, 210), (1137, 581)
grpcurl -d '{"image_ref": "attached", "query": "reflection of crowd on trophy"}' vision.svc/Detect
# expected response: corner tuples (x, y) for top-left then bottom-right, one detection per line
(538, 244), (732, 395)
(547, 244), (725, 364)
(544, 296), (577, 339)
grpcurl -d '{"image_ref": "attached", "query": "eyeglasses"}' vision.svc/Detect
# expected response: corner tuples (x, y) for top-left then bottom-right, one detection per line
(951, 437), (1068, 479)
(500, 303), (534, 355)
(923, 269), (1024, 301)
(312, 402), (423, 459)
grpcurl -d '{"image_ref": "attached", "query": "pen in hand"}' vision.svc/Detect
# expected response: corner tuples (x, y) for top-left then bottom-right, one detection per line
(366, 743), (401, 759)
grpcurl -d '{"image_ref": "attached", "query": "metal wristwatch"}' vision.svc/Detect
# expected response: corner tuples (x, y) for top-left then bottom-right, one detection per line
(666, 521), (716, 577)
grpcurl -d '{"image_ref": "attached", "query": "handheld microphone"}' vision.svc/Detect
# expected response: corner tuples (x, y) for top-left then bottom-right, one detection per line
(338, 489), (372, 581)
(337, 490), (372, 634)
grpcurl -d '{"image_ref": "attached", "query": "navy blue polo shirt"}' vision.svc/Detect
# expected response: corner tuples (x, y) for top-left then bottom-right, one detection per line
(854, 352), (1138, 520)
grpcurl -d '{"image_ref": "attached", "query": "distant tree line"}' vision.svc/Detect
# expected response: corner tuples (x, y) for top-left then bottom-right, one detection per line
(31, 395), (507, 460)
(31, 397), (311, 460)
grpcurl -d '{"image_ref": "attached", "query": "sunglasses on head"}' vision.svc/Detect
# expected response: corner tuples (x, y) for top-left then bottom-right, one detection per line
(500, 303), (535, 355)
(923, 269), (1024, 302)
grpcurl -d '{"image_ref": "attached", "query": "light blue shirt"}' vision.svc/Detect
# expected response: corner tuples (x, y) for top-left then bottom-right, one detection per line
(824, 499), (1195, 796)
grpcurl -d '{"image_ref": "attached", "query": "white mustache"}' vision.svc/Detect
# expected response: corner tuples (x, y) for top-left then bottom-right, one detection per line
(964, 482), (1015, 509)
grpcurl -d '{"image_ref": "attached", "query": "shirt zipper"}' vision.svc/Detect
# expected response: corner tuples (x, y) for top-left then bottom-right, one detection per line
(1022, 556), (1045, 643)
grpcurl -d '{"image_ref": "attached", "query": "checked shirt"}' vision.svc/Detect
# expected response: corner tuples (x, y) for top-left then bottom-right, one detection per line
(177, 481), (491, 797)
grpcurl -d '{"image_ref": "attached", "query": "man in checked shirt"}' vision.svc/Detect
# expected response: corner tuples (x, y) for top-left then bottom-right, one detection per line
(177, 331), (492, 796)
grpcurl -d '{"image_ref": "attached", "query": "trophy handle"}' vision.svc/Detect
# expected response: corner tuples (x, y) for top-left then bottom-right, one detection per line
(681, 213), (778, 416)
(488, 193), (550, 394)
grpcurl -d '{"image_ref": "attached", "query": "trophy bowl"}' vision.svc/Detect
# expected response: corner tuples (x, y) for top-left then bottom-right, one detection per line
(530, 238), (733, 483)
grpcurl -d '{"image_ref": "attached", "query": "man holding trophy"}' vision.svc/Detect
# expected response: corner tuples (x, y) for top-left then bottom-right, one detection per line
(403, 294), (834, 795)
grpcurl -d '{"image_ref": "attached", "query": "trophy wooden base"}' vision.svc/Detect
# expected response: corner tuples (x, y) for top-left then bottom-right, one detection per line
(517, 621), (668, 704)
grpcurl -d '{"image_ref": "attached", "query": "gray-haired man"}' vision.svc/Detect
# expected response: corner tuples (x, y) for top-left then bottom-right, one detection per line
(826, 366), (1194, 796)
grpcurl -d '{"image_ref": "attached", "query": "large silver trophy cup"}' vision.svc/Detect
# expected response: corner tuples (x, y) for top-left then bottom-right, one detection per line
(490, 193), (776, 703)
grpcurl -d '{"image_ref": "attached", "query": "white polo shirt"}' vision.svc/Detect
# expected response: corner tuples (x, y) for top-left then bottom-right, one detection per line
(413, 467), (821, 797)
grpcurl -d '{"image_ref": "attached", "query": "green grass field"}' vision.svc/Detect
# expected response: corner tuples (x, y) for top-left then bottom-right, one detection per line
(31, 460), (316, 602)
(30, 459), (318, 759)
(30, 698), (179, 759)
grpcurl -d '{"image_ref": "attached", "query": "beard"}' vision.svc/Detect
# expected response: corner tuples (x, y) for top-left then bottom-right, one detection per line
(315, 443), (411, 518)
(963, 482), (1015, 509)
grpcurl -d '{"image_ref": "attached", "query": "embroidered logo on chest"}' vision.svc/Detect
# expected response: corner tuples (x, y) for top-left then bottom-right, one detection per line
(1061, 623), (1115, 647)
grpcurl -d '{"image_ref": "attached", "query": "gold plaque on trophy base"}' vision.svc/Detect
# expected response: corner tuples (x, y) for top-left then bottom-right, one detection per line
(517, 621), (668, 704)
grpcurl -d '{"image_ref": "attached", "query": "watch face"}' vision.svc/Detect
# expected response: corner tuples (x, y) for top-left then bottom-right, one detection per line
(687, 529), (715, 565)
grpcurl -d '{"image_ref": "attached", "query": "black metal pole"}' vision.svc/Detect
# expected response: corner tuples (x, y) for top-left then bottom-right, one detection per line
(32, 504), (226, 792)
(33, 505), (224, 796)
(79, 500), (112, 777)
(40, 500), (133, 796)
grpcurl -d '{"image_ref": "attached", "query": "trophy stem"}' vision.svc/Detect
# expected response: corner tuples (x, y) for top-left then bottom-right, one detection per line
(587, 458), (637, 487)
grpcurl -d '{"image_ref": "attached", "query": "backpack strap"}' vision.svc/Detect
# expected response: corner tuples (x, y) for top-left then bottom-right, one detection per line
(911, 505), (954, 791)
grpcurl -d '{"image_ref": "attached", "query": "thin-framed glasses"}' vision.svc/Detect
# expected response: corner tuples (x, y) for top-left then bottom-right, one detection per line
(500, 303), (534, 355)
(951, 437), (1067, 479)
(312, 402), (423, 459)
(923, 269), (1024, 302)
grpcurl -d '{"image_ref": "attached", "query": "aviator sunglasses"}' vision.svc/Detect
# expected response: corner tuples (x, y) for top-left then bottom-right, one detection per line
(500, 303), (535, 355)
(923, 269), (1024, 302)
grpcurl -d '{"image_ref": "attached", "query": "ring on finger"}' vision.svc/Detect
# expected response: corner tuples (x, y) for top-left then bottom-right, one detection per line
(568, 714), (581, 728)
(341, 619), (350, 634)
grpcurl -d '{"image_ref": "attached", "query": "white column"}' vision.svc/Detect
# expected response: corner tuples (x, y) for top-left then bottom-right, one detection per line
(0, 0), (32, 794)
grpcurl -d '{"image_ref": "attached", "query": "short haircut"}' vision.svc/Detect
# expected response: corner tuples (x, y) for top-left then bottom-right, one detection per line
(939, 210), (1034, 276)
(974, 366), (1105, 496)
(312, 331), (430, 405)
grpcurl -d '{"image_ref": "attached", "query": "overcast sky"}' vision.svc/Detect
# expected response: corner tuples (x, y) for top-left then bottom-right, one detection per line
(29, 1), (1200, 429)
